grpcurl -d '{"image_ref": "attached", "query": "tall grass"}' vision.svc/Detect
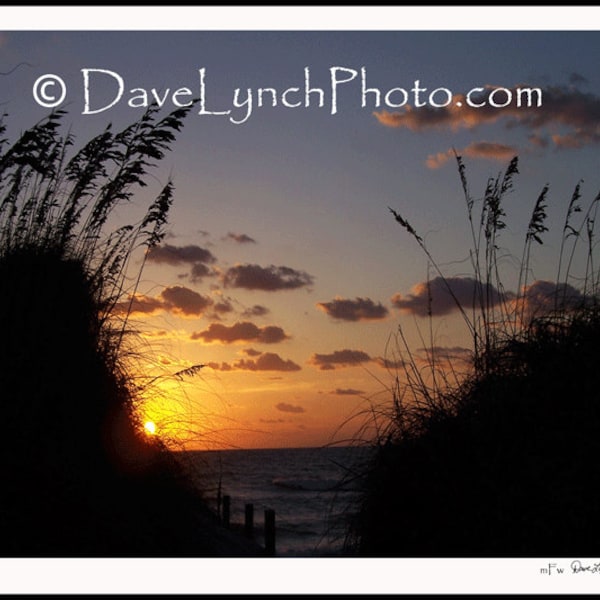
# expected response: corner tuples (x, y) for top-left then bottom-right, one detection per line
(348, 155), (600, 556)
(0, 106), (259, 556)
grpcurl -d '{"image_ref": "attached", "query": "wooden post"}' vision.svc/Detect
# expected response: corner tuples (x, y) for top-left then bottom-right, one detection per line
(222, 494), (230, 529)
(264, 508), (276, 556)
(244, 503), (254, 538)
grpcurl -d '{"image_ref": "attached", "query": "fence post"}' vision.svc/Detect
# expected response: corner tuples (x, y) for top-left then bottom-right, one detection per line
(222, 494), (231, 529)
(264, 508), (276, 556)
(244, 503), (254, 538)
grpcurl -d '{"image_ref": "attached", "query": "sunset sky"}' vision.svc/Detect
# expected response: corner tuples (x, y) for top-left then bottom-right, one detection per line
(2, 14), (600, 449)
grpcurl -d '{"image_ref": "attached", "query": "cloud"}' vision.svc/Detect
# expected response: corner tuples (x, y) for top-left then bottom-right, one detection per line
(461, 139), (516, 161)
(317, 297), (389, 322)
(113, 293), (165, 316)
(241, 305), (270, 318)
(147, 243), (216, 266)
(391, 276), (507, 317)
(374, 357), (406, 370)
(189, 263), (215, 284)
(234, 353), (302, 372)
(191, 321), (289, 344)
(259, 418), (286, 424)
(213, 299), (234, 315)
(309, 349), (372, 371)
(426, 141), (518, 169)
(207, 361), (233, 372)
(331, 388), (365, 396)
(417, 346), (473, 363)
(276, 402), (305, 414)
(208, 352), (301, 372)
(243, 348), (262, 357)
(520, 280), (584, 315)
(113, 287), (215, 318)
(391, 277), (589, 323)
(148, 244), (217, 283)
(223, 264), (313, 291)
(569, 72), (588, 86)
(375, 82), (600, 153)
(224, 232), (257, 244)
(160, 286), (213, 317)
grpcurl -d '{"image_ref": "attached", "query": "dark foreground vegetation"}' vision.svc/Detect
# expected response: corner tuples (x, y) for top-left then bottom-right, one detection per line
(0, 107), (259, 556)
(349, 157), (600, 556)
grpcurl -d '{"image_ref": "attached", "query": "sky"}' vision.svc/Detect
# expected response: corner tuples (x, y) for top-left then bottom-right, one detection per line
(2, 11), (600, 450)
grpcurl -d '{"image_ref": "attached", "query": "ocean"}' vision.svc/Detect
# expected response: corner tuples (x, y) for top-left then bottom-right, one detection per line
(180, 445), (374, 557)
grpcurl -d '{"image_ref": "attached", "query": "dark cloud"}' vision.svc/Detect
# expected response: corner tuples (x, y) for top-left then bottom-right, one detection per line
(213, 299), (234, 315)
(234, 353), (302, 372)
(224, 232), (257, 244)
(160, 286), (213, 317)
(569, 72), (588, 86)
(331, 388), (365, 396)
(241, 305), (270, 318)
(148, 244), (217, 284)
(223, 264), (313, 291)
(208, 352), (301, 372)
(317, 297), (389, 322)
(191, 321), (289, 344)
(417, 346), (473, 363)
(521, 280), (584, 315)
(259, 418), (286, 424)
(114, 289), (213, 318)
(276, 402), (305, 414)
(147, 243), (216, 266)
(243, 348), (262, 357)
(391, 276), (506, 317)
(113, 294), (164, 316)
(375, 357), (406, 370)
(189, 262), (215, 284)
(375, 82), (600, 153)
(309, 349), (372, 371)
(207, 361), (233, 371)
(427, 141), (518, 169)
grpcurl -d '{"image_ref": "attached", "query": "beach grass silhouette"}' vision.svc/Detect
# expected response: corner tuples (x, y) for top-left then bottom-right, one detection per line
(348, 155), (600, 556)
(0, 106), (260, 556)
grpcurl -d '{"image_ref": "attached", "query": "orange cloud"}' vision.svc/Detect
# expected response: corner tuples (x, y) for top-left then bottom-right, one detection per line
(427, 141), (518, 169)
(113, 293), (164, 316)
(276, 402), (305, 413)
(376, 82), (600, 155)
(113, 286), (213, 318)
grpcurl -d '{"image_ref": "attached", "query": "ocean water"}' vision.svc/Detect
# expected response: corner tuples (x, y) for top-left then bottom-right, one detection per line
(181, 445), (374, 557)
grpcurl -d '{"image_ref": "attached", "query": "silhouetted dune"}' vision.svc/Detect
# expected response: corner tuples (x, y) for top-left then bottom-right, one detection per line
(0, 107), (261, 556)
(350, 156), (600, 557)
(0, 249), (260, 556)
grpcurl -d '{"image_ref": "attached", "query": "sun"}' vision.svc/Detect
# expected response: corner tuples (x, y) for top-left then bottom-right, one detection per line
(144, 420), (157, 436)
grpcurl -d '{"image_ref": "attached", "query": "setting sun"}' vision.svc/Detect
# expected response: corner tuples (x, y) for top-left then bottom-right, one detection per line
(144, 421), (157, 436)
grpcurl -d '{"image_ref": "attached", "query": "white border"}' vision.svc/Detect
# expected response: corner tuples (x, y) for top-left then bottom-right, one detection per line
(1, 10), (600, 595)
(1, 558), (599, 594)
(0, 5), (599, 31)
